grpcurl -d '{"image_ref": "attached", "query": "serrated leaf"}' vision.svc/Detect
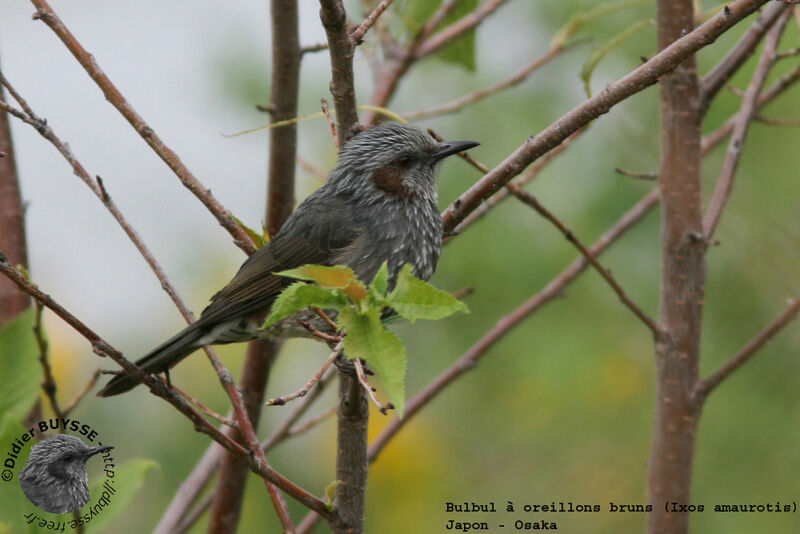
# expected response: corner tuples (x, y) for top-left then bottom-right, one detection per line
(386, 265), (468, 322)
(85, 459), (159, 533)
(370, 262), (389, 297)
(581, 17), (653, 97)
(339, 308), (407, 418)
(278, 265), (367, 303)
(0, 415), (34, 534)
(0, 309), (43, 422)
(324, 480), (342, 512)
(232, 215), (269, 249)
(263, 282), (347, 329)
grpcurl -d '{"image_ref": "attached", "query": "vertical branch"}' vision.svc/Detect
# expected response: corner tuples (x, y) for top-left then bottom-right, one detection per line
(209, 1), (301, 532)
(332, 373), (369, 534)
(317, 2), (369, 532)
(649, 2), (705, 533)
(319, 0), (360, 143)
(0, 73), (29, 325)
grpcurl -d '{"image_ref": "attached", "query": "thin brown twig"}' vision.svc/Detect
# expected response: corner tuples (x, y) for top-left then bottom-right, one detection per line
(28, 0), (256, 254)
(267, 343), (343, 406)
(61, 368), (101, 416)
(300, 320), (343, 343)
(754, 114), (800, 125)
(615, 167), (658, 180)
(776, 45), (800, 59)
(171, 383), (238, 428)
(510, 186), (664, 340)
(694, 292), (800, 401)
(701, 62), (800, 153)
(311, 306), (339, 331)
(297, 156), (328, 181)
(300, 42), (329, 54)
(321, 97), (339, 151)
(353, 358), (391, 414)
(285, 405), (337, 439)
(405, 40), (582, 120)
(450, 126), (588, 237)
(350, 0), (395, 45)
(703, 9), (791, 239)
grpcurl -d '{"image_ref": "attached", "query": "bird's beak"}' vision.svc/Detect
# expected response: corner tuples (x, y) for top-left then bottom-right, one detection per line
(86, 445), (114, 458)
(433, 140), (480, 161)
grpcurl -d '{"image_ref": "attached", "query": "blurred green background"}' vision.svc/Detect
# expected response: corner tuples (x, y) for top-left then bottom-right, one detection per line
(1, 0), (798, 532)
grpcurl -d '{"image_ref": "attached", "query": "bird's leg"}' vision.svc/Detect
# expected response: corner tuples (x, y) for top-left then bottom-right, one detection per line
(164, 370), (172, 389)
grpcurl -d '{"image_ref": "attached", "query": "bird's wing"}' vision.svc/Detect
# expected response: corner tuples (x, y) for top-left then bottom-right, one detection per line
(197, 195), (363, 326)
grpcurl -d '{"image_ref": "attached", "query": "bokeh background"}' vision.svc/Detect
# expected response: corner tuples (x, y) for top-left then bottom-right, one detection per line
(1, 0), (799, 532)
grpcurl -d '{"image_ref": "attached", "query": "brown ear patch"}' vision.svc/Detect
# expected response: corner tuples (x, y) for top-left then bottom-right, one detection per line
(371, 165), (414, 197)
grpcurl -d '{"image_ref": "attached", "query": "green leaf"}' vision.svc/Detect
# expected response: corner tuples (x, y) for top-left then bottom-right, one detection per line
(278, 265), (367, 303)
(386, 265), (468, 322)
(232, 215), (269, 249)
(85, 459), (159, 533)
(0, 309), (43, 423)
(339, 308), (407, 418)
(370, 262), (389, 297)
(0, 415), (34, 534)
(324, 480), (342, 512)
(581, 18), (653, 97)
(263, 282), (347, 329)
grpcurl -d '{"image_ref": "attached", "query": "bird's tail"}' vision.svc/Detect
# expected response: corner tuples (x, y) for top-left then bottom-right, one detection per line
(97, 322), (205, 397)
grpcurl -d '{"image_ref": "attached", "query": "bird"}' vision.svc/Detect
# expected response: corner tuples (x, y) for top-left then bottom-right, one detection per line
(19, 434), (113, 514)
(98, 121), (479, 397)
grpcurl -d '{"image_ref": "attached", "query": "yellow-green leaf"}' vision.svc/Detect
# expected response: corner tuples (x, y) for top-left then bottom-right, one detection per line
(263, 282), (347, 329)
(387, 265), (468, 322)
(279, 265), (368, 303)
(0, 309), (43, 422)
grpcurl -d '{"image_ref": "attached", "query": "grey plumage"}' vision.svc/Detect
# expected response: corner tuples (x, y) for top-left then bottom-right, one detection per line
(19, 434), (113, 514)
(98, 122), (478, 397)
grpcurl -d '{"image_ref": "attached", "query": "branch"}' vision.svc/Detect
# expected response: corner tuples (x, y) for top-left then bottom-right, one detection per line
(694, 292), (800, 400)
(350, 0), (395, 45)
(703, 9), (791, 239)
(61, 369), (101, 416)
(510, 187), (663, 339)
(701, 61), (800, 153)
(405, 39), (581, 120)
(319, 0), (360, 145)
(441, 0), (772, 235)
(450, 126), (588, 237)
(698, 1), (790, 116)
(0, 255), (336, 521)
(28, 0), (257, 255)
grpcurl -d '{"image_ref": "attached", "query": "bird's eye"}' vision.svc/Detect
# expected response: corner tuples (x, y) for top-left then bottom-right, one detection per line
(396, 155), (412, 168)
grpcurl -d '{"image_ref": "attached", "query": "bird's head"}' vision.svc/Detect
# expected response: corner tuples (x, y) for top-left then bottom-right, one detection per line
(329, 122), (479, 202)
(23, 434), (113, 483)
